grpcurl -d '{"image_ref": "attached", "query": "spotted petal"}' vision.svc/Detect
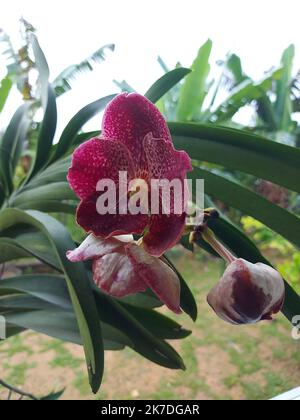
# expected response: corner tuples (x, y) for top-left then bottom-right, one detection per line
(143, 134), (192, 181)
(142, 134), (191, 256)
(76, 193), (148, 238)
(143, 213), (187, 257)
(67, 138), (135, 200)
(102, 93), (173, 169)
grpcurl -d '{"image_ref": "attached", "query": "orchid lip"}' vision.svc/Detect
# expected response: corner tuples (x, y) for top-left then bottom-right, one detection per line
(66, 234), (182, 314)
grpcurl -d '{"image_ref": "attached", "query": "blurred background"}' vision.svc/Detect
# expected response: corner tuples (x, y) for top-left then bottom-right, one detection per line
(2, 0), (300, 134)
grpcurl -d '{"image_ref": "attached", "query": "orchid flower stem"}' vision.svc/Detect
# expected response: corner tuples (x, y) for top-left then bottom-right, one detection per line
(201, 227), (237, 265)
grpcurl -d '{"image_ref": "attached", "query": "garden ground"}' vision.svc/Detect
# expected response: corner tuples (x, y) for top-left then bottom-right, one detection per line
(0, 251), (299, 400)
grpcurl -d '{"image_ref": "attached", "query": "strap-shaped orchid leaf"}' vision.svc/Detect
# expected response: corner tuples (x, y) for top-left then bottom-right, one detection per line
(145, 67), (191, 104)
(26, 35), (57, 180)
(170, 122), (300, 193)
(49, 94), (116, 164)
(0, 208), (104, 393)
(190, 167), (300, 248)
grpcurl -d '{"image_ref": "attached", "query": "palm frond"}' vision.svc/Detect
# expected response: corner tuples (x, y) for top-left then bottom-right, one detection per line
(291, 69), (300, 104)
(113, 79), (136, 93)
(221, 53), (249, 91)
(157, 56), (170, 74)
(0, 29), (18, 68)
(52, 44), (115, 97)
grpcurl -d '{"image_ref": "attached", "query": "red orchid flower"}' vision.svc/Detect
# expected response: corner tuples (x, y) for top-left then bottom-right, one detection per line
(67, 93), (192, 257)
(67, 234), (181, 313)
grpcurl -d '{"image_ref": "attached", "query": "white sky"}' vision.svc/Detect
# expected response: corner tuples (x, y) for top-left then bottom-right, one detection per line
(1, 0), (300, 135)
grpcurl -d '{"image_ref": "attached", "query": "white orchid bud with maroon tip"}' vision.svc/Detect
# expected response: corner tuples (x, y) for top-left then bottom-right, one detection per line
(192, 225), (285, 325)
(207, 259), (285, 325)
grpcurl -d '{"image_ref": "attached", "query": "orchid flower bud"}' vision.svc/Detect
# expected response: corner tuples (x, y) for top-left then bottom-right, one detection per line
(207, 258), (285, 325)
(189, 223), (285, 325)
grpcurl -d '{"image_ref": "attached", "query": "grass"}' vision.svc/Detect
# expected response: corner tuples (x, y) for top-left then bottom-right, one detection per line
(3, 361), (36, 386)
(0, 252), (300, 400)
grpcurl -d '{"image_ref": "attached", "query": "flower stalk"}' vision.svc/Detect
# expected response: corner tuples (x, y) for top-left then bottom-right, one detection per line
(188, 207), (236, 264)
(200, 227), (237, 264)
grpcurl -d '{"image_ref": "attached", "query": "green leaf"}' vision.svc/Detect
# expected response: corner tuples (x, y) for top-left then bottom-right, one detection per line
(0, 104), (31, 194)
(170, 122), (300, 193)
(0, 238), (31, 263)
(0, 75), (13, 113)
(177, 39), (212, 121)
(0, 274), (72, 310)
(224, 53), (248, 86)
(212, 68), (283, 123)
(180, 234), (194, 252)
(3, 305), (130, 350)
(3, 324), (26, 340)
(163, 255), (198, 321)
(30, 34), (50, 108)
(191, 167), (300, 248)
(0, 295), (57, 311)
(73, 131), (101, 147)
(40, 389), (65, 401)
(4, 309), (82, 345)
(275, 44), (295, 130)
(0, 228), (59, 269)
(11, 182), (76, 207)
(16, 200), (77, 214)
(0, 219), (190, 370)
(145, 68), (191, 104)
(120, 304), (191, 339)
(50, 94), (116, 163)
(256, 94), (278, 130)
(24, 156), (71, 189)
(0, 209), (104, 393)
(27, 85), (57, 180)
(93, 289), (185, 370)
(206, 217), (300, 325)
(0, 184), (5, 208)
(16, 158), (77, 214)
(25, 35), (57, 179)
(118, 291), (161, 309)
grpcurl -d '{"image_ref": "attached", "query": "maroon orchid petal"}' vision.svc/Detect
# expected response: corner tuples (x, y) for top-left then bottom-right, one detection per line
(102, 93), (172, 169)
(143, 134), (192, 181)
(128, 245), (181, 314)
(93, 252), (148, 297)
(143, 213), (187, 257)
(67, 138), (135, 200)
(141, 134), (191, 256)
(76, 193), (148, 238)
